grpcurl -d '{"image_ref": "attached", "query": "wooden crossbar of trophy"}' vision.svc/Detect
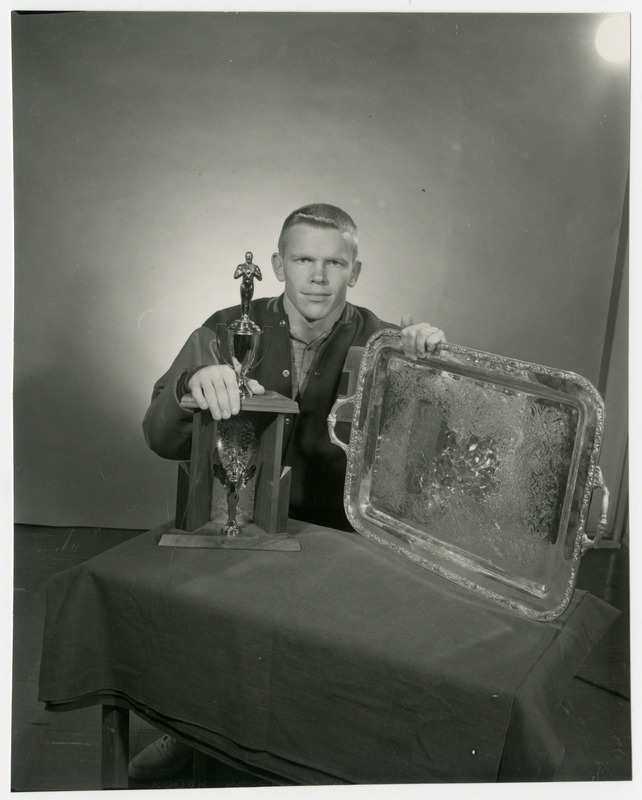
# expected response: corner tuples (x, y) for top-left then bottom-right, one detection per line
(158, 252), (301, 551)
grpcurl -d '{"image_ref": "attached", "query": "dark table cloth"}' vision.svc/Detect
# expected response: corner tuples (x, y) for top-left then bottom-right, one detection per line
(38, 520), (617, 784)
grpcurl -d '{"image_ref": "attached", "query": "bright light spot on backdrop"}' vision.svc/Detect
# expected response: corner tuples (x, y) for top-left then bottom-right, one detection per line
(594, 15), (630, 64)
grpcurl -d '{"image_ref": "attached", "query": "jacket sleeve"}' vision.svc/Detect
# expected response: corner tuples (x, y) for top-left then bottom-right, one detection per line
(142, 326), (219, 460)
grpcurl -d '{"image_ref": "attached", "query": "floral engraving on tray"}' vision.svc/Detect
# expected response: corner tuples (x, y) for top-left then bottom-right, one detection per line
(369, 357), (578, 582)
(435, 431), (498, 499)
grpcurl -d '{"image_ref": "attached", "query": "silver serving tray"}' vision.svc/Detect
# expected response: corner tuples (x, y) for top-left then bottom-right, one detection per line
(328, 330), (609, 621)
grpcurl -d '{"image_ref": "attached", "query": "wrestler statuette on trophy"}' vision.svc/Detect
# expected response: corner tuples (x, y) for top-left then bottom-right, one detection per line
(235, 251), (262, 319)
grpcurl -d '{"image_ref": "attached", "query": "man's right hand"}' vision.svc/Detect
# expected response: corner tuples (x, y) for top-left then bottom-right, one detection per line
(187, 365), (265, 420)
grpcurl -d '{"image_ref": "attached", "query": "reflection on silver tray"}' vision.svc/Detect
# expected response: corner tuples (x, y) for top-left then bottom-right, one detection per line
(328, 331), (608, 621)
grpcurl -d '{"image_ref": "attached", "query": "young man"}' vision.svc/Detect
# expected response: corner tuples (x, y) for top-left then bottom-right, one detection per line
(132, 203), (446, 779)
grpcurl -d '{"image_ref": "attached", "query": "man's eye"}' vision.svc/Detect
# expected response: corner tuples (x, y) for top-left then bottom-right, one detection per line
(297, 258), (311, 263)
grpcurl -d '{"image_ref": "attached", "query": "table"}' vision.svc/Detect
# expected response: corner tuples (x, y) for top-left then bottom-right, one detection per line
(38, 520), (617, 786)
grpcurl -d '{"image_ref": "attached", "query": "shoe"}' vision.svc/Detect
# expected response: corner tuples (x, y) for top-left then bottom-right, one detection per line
(128, 734), (193, 780)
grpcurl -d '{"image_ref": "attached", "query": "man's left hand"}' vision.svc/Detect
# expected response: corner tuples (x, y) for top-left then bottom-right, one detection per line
(400, 313), (446, 358)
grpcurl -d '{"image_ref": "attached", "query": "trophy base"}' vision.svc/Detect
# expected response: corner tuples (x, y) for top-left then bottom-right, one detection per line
(222, 520), (242, 536)
(158, 521), (301, 551)
(176, 390), (300, 538)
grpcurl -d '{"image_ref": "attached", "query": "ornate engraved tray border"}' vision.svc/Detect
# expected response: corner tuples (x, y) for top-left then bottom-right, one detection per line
(328, 330), (608, 621)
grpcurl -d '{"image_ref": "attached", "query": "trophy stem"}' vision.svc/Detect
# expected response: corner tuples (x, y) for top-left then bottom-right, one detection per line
(222, 483), (242, 536)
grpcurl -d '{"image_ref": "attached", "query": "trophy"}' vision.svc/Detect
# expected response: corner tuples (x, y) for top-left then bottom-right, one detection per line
(211, 252), (267, 535)
(159, 251), (300, 550)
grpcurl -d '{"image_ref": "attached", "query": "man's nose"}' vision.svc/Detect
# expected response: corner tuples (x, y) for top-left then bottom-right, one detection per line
(310, 261), (328, 282)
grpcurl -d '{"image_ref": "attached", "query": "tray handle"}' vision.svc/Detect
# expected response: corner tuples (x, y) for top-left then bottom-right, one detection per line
(581, 466), (610, 553)
(327, 396), (355, 455)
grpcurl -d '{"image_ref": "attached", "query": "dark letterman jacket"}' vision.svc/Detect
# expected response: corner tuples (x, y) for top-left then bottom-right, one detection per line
(143, 295), (394, 531)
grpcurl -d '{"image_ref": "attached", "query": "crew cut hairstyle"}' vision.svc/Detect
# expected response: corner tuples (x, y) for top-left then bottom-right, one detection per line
(277, 203), (359, 257)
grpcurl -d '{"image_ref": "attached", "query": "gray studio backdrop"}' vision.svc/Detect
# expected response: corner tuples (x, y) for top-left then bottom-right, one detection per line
(12, 12), (629, 530)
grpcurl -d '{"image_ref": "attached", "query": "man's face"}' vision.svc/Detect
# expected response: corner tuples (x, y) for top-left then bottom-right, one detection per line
(271, 223), (361, 323)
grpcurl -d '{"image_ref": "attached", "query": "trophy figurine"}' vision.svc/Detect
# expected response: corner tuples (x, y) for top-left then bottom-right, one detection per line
(236, 251), (262, 317)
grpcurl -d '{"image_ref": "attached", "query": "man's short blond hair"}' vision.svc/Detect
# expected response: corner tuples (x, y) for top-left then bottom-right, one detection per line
(278, 203), (359, 258)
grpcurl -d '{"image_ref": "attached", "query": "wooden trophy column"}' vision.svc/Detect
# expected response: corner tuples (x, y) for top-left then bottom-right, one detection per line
(159, 390), (300, 549)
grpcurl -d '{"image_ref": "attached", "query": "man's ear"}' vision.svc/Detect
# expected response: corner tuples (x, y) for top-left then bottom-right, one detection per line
(348, 259), (362, 288)
(271, 252), (285, 282)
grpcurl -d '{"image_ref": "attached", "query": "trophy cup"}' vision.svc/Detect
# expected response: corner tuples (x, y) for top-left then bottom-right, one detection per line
(159, 252), (300, 550)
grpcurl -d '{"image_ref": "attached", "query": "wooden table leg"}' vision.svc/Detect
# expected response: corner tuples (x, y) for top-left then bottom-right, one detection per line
(101, 704), (129, 789)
